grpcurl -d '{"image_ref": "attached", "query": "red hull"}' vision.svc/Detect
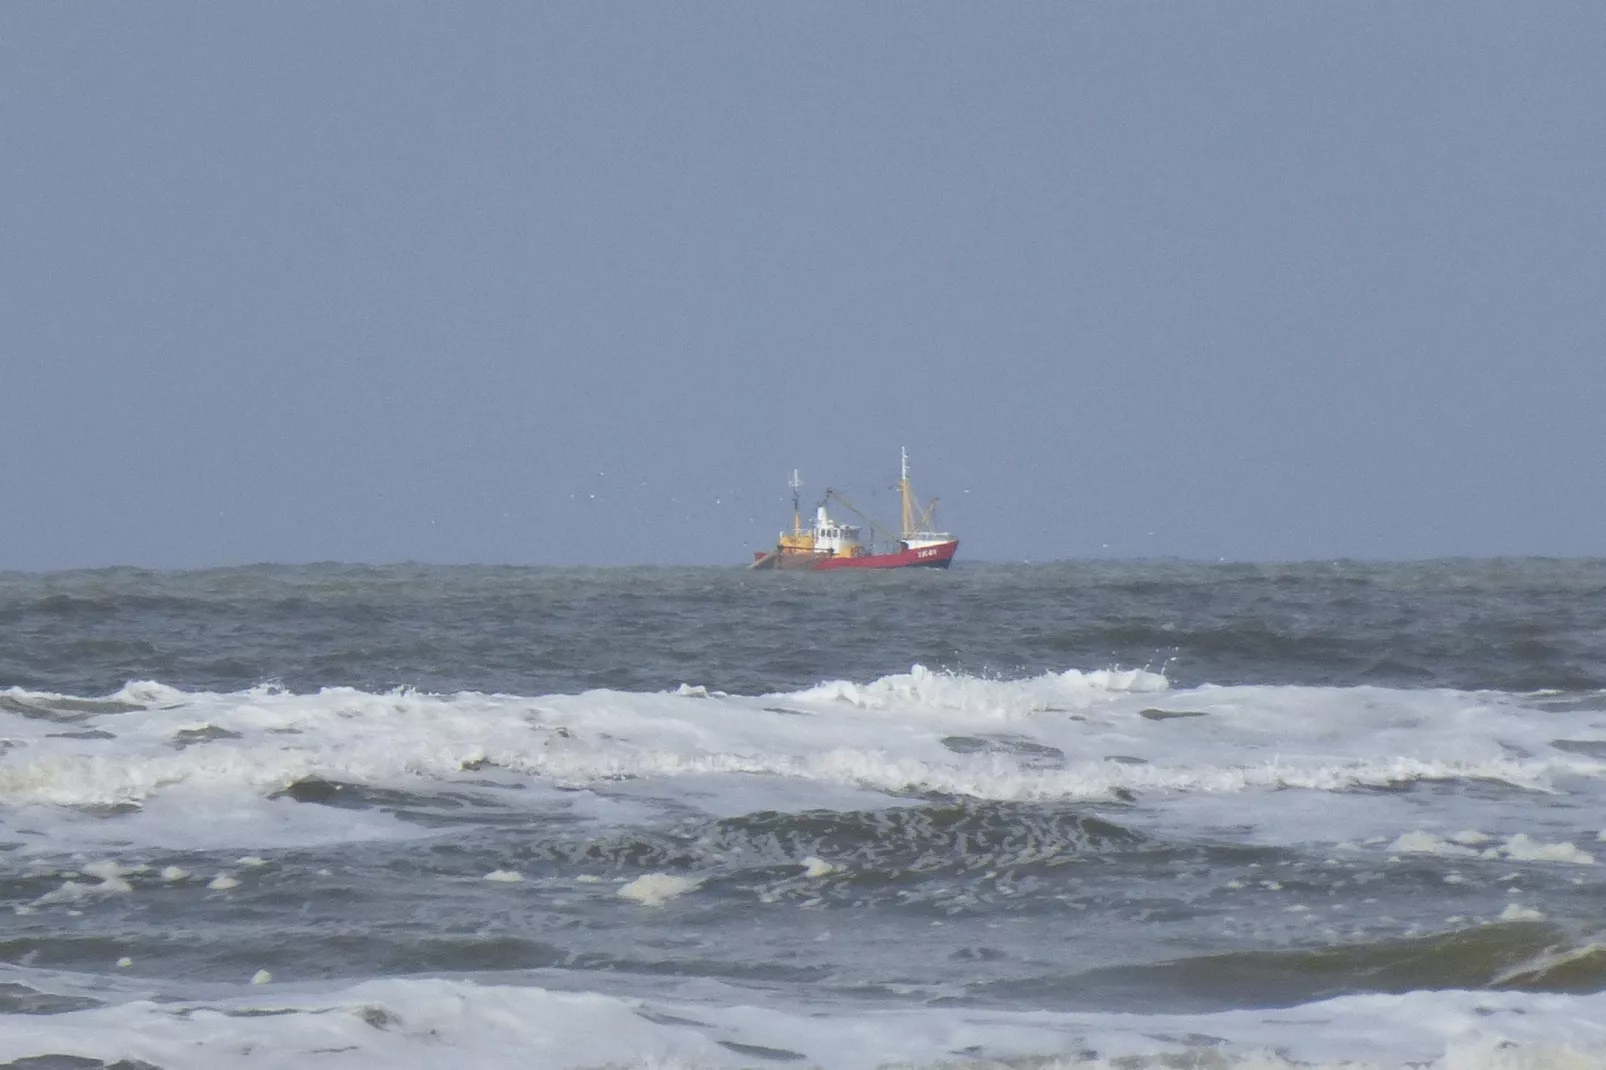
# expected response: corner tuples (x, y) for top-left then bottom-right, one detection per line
(811, 540), (958, 570)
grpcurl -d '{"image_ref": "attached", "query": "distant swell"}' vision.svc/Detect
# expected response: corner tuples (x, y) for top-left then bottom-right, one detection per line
(958, 921), (1606, 1013)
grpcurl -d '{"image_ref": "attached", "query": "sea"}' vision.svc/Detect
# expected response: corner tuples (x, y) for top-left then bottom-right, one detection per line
(2, 559), (1605, 1069)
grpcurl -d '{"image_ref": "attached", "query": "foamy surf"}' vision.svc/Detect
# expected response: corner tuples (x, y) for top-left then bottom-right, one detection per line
(0, 973), (1599, 1070)
(4, 671), (1606, 853)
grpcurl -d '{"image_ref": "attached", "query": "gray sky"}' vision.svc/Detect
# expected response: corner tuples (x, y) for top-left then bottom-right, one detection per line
(4, 2), (1603, 569)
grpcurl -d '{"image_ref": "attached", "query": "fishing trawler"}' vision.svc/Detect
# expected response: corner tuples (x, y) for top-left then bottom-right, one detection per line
(749, 449), (959, 570)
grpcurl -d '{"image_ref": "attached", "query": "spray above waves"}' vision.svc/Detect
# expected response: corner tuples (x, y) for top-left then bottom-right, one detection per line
(792, 663), (1170, 713)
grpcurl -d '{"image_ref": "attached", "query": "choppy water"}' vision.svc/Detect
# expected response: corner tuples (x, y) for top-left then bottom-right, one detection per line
(2, 560), (1605, 1069)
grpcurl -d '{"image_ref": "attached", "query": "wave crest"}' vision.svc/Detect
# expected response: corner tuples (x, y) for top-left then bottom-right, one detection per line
(788, 663), (1170, 714)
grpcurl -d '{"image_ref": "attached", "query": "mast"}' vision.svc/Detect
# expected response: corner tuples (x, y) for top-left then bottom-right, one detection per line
(899, 447), (913, 537)
(790, 469), (803, 536)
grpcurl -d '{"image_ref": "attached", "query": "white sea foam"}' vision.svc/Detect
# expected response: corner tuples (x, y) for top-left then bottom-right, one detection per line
(1390, 831), (1480, 857)
(617, 873), (698, 906)
(0, 974), (1600, 1070)
(792, 663), (1171, 716)
(4, 672), (1606, 856)
(1500, 833), (1594, 865)
(1390, 830), (1595, 866)
(1498, 902), (1545, 922)
(483, 869), (523, 883)
(31, 876), (133, 907)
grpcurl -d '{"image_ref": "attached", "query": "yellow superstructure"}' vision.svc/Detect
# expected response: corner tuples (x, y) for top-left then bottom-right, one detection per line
(754, 470), (867, 567)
